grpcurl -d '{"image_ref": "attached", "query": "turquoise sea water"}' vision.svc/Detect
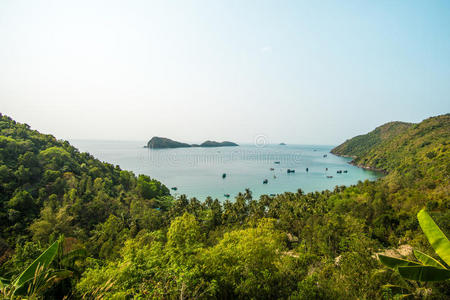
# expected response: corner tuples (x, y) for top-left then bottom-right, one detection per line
(69, 140), (383, 201)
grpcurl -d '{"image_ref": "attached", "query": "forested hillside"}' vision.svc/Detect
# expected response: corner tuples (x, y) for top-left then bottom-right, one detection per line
(331, 121), (413, 159)
(331, 115), (448, 173)
(0, 113), (449, 299)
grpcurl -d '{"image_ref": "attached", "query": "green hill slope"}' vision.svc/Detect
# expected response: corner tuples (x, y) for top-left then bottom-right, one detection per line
(0, 114), (170, 245)
(331, 121), (413, 159)
(332, 114), (449, 175)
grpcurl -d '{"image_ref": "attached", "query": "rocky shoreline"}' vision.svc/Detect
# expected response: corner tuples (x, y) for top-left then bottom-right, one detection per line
(331, 152), (388, 174)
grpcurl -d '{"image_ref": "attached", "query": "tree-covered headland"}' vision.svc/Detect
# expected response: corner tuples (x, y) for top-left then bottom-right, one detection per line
(0, 113), (449, 299)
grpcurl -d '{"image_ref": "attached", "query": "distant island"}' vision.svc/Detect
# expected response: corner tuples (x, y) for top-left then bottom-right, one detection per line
(198, 140), (239, 147)
(279, 142), (286, 145)
(145, 137), (239, 149)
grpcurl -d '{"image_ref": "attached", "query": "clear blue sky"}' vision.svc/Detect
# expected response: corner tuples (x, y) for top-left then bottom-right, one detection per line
(1, 0), (449, 144)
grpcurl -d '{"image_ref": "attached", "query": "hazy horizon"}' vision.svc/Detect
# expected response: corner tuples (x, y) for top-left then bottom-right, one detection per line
(1, 1), (449, 145)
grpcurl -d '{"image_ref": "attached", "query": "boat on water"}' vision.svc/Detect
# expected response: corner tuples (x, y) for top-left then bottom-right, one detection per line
(337, 170), (342, 174)
(327, 175), (333, 178)
(270, 193), (276, 196)
(224, 194), (230, 198)
(306, 167), (309, 172)
(222, 173), (226, 179)
(343, 170), (348, 173)
(270, 168), (275, 171)
(263, 179), (268, 184)
(287, 169), (295, 173)
(171, 187), (178, 191)
(326, 168), (328, 171)
(323, 154), (327, 158)
(273, 175), (277, 179)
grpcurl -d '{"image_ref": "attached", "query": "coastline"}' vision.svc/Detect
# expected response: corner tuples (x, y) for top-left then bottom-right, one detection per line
(348, 161), (388, 174)
(331, 151), (388, 175)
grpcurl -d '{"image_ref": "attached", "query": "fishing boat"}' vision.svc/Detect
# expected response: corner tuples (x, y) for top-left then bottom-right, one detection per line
(306, 167), (309, 172)
(171, 187), (178, 191)
(287, 169), (295, 173)
(224, 194), (230, 198)
(327, 175), (333, 178)
(337, 170), (342, 174)
(343, 170), (348, 173)
(263, 179), (268, 184)
(270, 168), (274, 171)
(274, 161), (280, 164)
(222, 173), (226, 179)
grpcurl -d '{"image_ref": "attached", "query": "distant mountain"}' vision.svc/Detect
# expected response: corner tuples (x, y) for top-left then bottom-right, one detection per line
(331, 114), (449, 175)
(145, 137), (238, 149)
(279, 143), (286, 145)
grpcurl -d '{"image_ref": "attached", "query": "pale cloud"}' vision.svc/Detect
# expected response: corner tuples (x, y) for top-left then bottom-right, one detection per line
(260, 45), (272, 53)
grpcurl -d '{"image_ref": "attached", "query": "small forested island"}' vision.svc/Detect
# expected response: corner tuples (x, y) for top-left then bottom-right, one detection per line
(145, 136), (191, 148)
(145, 136), (238, 149)
(279, 142), (287, 145)
(0, 113), (449, 299)
(198, 140), (238, 147)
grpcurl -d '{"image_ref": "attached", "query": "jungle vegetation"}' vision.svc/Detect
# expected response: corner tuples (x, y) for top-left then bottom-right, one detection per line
(0, 113), (448, 299)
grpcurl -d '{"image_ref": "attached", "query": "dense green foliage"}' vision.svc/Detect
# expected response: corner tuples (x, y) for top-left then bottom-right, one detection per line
(0, 113), (449, 299)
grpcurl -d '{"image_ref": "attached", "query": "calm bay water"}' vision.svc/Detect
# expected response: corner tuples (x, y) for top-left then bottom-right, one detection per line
(69, 140), (383, 200)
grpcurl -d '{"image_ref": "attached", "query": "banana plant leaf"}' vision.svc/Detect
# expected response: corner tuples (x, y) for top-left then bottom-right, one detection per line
(12, 239), (59, 293)
(414, 250), (446, 269)
(378, 254), (420, 269)
(417, 209), (450, 266)
(397, 265), (450, 282)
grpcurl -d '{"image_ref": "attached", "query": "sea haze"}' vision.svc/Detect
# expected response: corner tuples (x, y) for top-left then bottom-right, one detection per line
(69, 140), (383, 200)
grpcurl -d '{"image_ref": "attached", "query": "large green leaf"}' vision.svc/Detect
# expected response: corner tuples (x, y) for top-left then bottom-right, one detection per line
(12, 239), (59, 292)
(398, 265), (450, 282)
(414, 250), (446, 269)
(417, 209), (450, 266)
(378, 254), (420, 269)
